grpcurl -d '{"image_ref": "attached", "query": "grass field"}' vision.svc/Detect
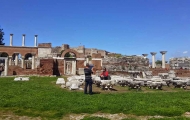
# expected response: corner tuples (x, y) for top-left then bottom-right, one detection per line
(1, 76), (190, 120)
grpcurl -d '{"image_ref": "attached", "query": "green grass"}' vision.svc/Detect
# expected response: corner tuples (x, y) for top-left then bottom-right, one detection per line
(1, 77), (190, 119)
(82, 116), (110, 120)
(148, 117), (190, 120)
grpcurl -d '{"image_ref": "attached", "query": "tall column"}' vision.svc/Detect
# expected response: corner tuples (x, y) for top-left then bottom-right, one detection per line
(32, 53), (36, 69)
(160, 51), (167, 69)
(14, 53), (19, 66)
(22, 34), (25, 46)
(8, 56), (12, 65)
(34, 35), (38, 47)
(10, 34), (13, 46)
(64, 60), (66, 74)
(142, 54), (148, 58)
(4, 58), (8, 76)
(150, 52), (157, 68)
(21, 56), (25, 68)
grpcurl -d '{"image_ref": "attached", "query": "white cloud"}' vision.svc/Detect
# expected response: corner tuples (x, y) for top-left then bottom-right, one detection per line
(183, 51), (188, 54)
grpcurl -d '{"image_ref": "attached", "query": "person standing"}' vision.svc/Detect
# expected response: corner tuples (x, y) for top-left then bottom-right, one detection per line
(84, 63), (93, 95)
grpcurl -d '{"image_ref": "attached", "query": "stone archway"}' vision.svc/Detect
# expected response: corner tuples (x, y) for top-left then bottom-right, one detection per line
(61, 49), (80, 58)
(61, 49), (79, 75)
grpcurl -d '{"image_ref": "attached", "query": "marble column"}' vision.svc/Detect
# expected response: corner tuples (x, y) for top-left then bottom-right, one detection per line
(14, 53), (19, 66)
(4, 58), (8, 76)
(8, 56), (12, 65)
(160, 51), (167, 69)
(34, 35), (38, 47)
(32, 53), (36, 69)
(150, 52), (157, 68)
(22, 34), (25, 46)
(72, 60), (76, 75)
(64, 60), (66, 74)
(10, 34), (13, 46)
(21, 56), (25, 68)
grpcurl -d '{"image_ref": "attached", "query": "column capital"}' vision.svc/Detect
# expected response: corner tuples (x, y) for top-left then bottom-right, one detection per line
(150, 52), (157, 55)
(142, 54), (148, 57)
(160, 51), (167, 54)
(35, 35), (38, 37)
(22, 34), (26, 36)
(10, 34), (13, 36)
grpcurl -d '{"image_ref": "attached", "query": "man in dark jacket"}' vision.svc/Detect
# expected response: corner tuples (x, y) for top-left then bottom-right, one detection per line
(84, 63), (93, 95)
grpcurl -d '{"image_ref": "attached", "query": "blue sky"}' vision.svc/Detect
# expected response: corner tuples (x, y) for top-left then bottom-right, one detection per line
(0, 0), (190, 61)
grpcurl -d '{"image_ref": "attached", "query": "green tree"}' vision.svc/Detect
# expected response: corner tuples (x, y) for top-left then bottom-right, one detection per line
(155, 60), (162, 65)
(0, 28), (5, 45)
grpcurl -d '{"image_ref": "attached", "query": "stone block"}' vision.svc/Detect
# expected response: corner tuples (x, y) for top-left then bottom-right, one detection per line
(14, 77), (22, 81)
(56, 78), (65, 85)
(22, 77), (30, 81)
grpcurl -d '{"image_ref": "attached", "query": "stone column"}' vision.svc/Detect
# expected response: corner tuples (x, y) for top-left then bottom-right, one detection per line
(32, 53), (36, 69)
(72, 60), (76, 75)
(21, 56), (25, 68)
(22, 34), (25, 46)
(150, 52), (157, 68)
(4, 57), (8, 76)
(34, 35), (38, 47)
(86, 57), (89, 63)
(10, 34), (13, 46)
(160, 51), (167, 69)
(8, 56), (12, 65)
(142, 54), (148, 58)
(14, 53), (19, 66)
(64, 60), (66, 74)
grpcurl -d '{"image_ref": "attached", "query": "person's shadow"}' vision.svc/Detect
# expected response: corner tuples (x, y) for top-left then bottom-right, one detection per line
(92, 91), (101, 94)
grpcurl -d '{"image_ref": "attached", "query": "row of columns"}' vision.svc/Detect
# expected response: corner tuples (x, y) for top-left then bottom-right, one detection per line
(8, 53), (36, 69)
(10, 34), (38, 47)
(150, 51), (167, 68)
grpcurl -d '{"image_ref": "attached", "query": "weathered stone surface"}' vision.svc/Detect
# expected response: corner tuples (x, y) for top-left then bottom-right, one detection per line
(56, 78), (65, 85)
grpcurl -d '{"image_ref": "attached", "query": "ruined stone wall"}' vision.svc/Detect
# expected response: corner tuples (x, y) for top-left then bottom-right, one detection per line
(8, 66), (37, 75)
(91, 60), (102, 70)
(71, 46), (85, 54)
(97, 50), (106, 57)
(38, 48), (52, 58)
(77, 60), (85, 69)
(38, 43), (52, 47)
(102, 56), (149, 71)
(92, 53), (101, 58)
(84, 48), (91, 57)
(37, 59), (54, 75)
(53, 59), (64, 76)
(61, 44), (70, 50)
